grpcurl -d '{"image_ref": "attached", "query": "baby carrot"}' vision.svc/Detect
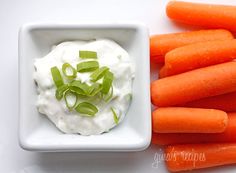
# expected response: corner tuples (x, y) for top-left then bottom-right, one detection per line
(151, 55), (165, 64)
(159, 66), (167, 79)
(150, 29), (233, 63)
(165, 143), (236, 172)
(151, 61), (236, 107)
(166, 1), (236, 31)
(182, 91), (236, 112)
(152, 113), (236, 145)
(163, 39), (236, 77)
(152, 107), (228, 133)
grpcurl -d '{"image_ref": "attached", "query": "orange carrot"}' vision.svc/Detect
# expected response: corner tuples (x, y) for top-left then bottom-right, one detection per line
(150, 29), (233, 63)
(182, 91), (236, 112)
(159, 66), (167, 79)
(163, 39), (236, 77)
(151, 55), (165, 64)
(152, 107), (228, 133)
(152, 113), (236, 145)
(166, 1), (236, 31)
(151, 61), (236, 107)
(165, 143), (236, 172)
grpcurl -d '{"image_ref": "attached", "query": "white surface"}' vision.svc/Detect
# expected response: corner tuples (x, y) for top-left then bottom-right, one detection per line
(1, 0), (236, 172)
(19, 23), (151, 151)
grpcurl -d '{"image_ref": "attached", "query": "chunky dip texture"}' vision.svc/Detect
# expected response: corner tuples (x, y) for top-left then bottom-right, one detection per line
(34, 39), (135, 135)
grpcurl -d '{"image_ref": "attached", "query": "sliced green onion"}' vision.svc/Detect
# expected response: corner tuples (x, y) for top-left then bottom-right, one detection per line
(75, 102), (98, 116)
(101, 71), (114, 94)
(90, 67), (109, 82)
(79, 50), (97, 59)
(88, 83), (102, 96)
(90, 86), (102, 96)
(69, 80), (89, 95)
(77, 61), (99, 73)
(55, 84), (69, 100)
(64, 90), (78, 110)
(69, 86), (86, 96)
(102, 86), (113, 102)
(51, 66), (64, 88)
(111, 107), (119, 124)
(62, 63), (77, 79)
(69, 80), (102, 97)
(87, 83), (99, 95)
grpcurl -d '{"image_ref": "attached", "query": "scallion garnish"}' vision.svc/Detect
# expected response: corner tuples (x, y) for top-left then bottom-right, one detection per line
(75, 102), (98, 116)
(64, 90), (78, 110)
(88, 83), (102, 96)
(62, 63), (77, 80)
(69, 80), (89, 95)
(55, 84), (69, 100)
(101, 71), (114, 94)
(79, 50), (97, 59)
(111, 107), (119, 124)
(51, 66), (64, 88)
(102, 86), (113, 102)
(77, 61), (99, 73)
(90, 67), (109, 82)
(50, 49), (116, 117)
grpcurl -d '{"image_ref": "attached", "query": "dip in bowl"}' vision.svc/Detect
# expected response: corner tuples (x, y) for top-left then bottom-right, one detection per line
(34, 39), (134, 135)
(19, 22), (151, 151)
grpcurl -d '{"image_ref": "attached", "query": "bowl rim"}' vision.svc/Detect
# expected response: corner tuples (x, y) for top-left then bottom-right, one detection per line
(19, 21), (149, 33)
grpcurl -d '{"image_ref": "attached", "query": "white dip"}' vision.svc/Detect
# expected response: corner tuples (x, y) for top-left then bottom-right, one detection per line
(34, 39), (135, 135)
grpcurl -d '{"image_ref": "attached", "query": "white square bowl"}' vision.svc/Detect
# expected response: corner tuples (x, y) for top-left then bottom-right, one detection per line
(18, 22), (151, 152)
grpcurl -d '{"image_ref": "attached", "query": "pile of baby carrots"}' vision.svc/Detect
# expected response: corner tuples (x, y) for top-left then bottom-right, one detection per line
(151, 1), (236, 172)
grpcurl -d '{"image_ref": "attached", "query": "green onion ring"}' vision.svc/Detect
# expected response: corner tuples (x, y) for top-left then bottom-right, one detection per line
(101, 71), (114, 94)
(90, 67), (109, 82)
(55, 84), (69, 100)
(88, 83), (102, 96)
(64, 90), (78, 110)
(51, 66), (64, 88)
(77, 61), (99, 73)
(102, 86), (113, 102)
(75, 102), (98, 116)
(62, 63), (77, 79)
(79, 50), (97, 59)
(69, 80), (89, 95)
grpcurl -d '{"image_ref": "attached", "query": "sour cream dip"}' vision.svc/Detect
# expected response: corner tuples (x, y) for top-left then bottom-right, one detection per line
(34, 39), (135, 135)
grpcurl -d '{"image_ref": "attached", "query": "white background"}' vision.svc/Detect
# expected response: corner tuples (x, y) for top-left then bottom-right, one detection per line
(1, 0), (236, 172)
